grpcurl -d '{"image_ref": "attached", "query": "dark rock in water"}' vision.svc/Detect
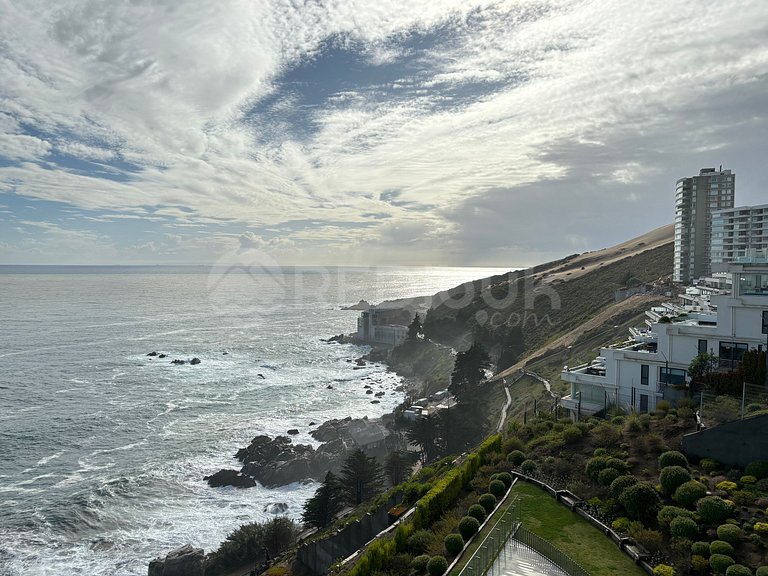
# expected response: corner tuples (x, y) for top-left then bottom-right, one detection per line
(287, 429), (299, 435)
(171, 359), (185, 365)
(257, 373), (265, 379)
(355, 358), (366, 366)
(353, 366), (364, 370)
(190, 357), (201, 365)
(371, 400), (380, 404)
(363, 384), (371, 389)
(375, 391), (385, 397)
(366, 389), (373, 394)
(222, 351), (228, 355)
(147, 351), (159, 357)
(326, 384), (333, 389)
(158, 354), (167, 359)
(148, 544), (205, 576)
(309, 421), (316, 426)
(204, 469), (257, 489)
(264, 502), (289, 514)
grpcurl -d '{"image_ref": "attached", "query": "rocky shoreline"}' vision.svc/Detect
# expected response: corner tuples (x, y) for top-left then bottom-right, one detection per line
(203, 337), (416, 490)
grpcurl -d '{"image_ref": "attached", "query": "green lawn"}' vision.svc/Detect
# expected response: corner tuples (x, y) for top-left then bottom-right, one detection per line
(512, 482), (646, 576)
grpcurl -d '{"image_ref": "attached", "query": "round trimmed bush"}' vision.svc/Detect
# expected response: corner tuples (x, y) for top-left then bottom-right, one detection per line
(669, 516), (698, 539)
(427, 555), (448, 576)
(698, 496), (733, 525)
(408, 529), (435, 554)
(710, 554), (736, 574)
(653, 565), (675, 576)
(586, 456), (610, 481)
(611, 517), (631, 533)
(691, 555), (709, 572)
(691, 541), (710, 557)
(520, 459), (536, 475)
(660, 465), (691, 495)
(619, 481), (661, 521)
(659, 450), (688, 469)
(725, 566), (753, 576)
(478, 493), (496, 513)
(610, 475), (639, 499)
(444, 533), (464, 556)
(489, 479), (506, 498)
(508, 450), (526, 465)
(701, 458), (722, 473)
(756, 567), (768, 576)
(598, 467), (622, 487)
(740, 475), (757, 485)
(458, 516), (480, 540)
(717, 523), (742, 543)
(673, 480), (708, 508)
(606, 458), (629, 474)
(412, 554), (430, 573)
(658, 506), (695, 528)
(467, 504), (487, 523)
(710, 540), (735, 557)
(495, 472), (513, 488)
(745, 460), (768, 480)
(502, 437), (524, 454)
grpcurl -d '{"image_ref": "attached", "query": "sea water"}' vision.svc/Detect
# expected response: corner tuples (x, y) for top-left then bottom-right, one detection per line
(0, 265), (507, 576)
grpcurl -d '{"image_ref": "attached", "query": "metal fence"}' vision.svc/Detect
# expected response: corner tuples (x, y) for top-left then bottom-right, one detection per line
(698, 383), (768, 428)
(513, 526), (590, 576)
(457, 497), (520, 576)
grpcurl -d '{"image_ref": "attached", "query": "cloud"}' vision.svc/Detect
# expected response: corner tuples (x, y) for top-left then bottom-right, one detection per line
(1, 0), (767, 264)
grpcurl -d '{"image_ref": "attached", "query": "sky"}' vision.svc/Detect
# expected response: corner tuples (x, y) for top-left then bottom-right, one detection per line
(1, 0), (767, 267)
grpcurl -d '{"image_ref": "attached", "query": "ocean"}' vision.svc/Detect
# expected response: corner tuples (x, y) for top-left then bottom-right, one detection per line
(0, 265), (508, 576)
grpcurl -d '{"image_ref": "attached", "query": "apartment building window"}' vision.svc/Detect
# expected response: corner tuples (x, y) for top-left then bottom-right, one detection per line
(641, 364), (649, 386)
(719, 341), (748, 370)
(660, 367), (687, 386)
(698, 339), (707, 354)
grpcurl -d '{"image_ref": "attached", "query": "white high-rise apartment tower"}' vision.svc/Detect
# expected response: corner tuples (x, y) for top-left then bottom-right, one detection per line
(673, 167), (735, 283)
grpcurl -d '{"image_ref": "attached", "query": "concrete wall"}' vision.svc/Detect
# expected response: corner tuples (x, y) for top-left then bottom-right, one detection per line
(682, 413), (768, 468)
(296, 492), (402, 576)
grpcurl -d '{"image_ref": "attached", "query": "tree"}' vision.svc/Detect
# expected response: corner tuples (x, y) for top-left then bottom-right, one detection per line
(738, 348), (766, 385)
(449, 342), (491, 402)
(688, 351), (718, 383)
(302, 471), (345, 529)
(406, 415), (442, 464)
(384, 451), (411, 486)
(497, 325), (524, 372)
(340, 449), (384, 506)
(407, 314), (423, 341)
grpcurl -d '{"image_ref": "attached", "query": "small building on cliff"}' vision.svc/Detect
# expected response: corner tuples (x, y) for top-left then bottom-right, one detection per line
(356, 306), (409, 346)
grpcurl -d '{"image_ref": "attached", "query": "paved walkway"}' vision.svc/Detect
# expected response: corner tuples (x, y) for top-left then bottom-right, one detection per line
(486, 538), (569, 576)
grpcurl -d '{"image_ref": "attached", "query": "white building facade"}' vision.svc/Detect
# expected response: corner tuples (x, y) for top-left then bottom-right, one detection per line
(560, 260), (767, 419)
(711, 203), (768, 266)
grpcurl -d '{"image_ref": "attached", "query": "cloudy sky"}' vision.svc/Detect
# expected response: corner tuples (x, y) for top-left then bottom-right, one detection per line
(1, 0), (767, 266)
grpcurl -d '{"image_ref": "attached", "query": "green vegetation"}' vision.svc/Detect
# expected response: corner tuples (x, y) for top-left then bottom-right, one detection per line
(512, 482), (646, 576)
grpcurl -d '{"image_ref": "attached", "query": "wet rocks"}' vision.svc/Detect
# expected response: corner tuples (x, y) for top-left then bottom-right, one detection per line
(264, 502), (289, 514)
(171, 359), (186, 365)
(190, 357), (201, 365)
(287, 429), (299, 435)
(148, 544), (205, 576)
(204, 469), (256, 489)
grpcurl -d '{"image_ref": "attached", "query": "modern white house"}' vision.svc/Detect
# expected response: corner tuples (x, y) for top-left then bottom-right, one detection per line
(356, 307), (409, 346)
(560, 258), (768, 419)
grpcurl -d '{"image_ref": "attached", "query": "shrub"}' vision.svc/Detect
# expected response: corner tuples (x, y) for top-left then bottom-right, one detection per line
(409, 530), (436, 554)
(427, 555), (448, 576)
(698, 496), (733, 525)
(691, 555), (709, 572)
(673, 480), (708, 508)
(732, 491), (756, 507)
(691, 541), (710, 557)
(606, 458), (629, 474)
(478, 493), (496, 513)
(701, 458), (722, 473)
(740, 475), (757, 484)
(562, 426), (583, 444)
(717, 524), (742, 543)
(716, 481), (738, 493)
(444, 533), (464, 556)
(639, 413), (652, 429)
(628, 523), (663, 553)
(725, 565), (753, 576)
(586, 456), (610, 481)
(659, 451), (689, 469)
(412, 555), (430, 573)
(467, 504), (486, 523)
(658, 506), (695, 528)
(745, 461), (768, 480)
(458, 516), (480, 540)
(710, 554), (735, 574)
(495, 472), (513, 488)
(507, 450), (526, 465)
(656, 400), (671, 413)
(660, 466), (692, 495)
(670, 516), (699, 539)
(591, 423), (623, 448)
(598, 467), (622, 487)
(610, 475), (639, 499)
(502, 437), (525, 454)
(489, 479), (506, 498)
(612, 517), (631, 533)
(710, 540), (735, 557)
(756, 568), (768, 576)
(653, 565), (675, 576)
(754, 522), (768, 534)
(619, 481), (661, 521)
(520, 460), (537, 475)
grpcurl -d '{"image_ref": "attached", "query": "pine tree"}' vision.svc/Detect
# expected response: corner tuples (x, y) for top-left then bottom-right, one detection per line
(407, 314), (423, 341)
(406, 415), (442, 464)
(449, 342), (491, 402)
(340, 449), (384, 506)
(384, 450), (410, 486)
(301, 471), (345, 529)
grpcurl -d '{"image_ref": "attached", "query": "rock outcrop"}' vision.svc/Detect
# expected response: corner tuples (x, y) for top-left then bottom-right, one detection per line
(148, 544), (205, 576)
(204, 469), (257, 488)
